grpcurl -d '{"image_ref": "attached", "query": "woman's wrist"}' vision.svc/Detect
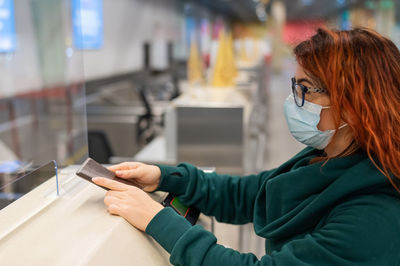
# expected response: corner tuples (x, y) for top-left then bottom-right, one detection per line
(144, 203), (164, 229)
(144, 165), (161, 192)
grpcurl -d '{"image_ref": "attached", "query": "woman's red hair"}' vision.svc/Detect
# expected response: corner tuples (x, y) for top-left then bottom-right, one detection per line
(294, 27), (400, 190)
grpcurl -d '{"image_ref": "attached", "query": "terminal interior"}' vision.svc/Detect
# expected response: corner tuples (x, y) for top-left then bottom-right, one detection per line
(0, 0), (399, 264)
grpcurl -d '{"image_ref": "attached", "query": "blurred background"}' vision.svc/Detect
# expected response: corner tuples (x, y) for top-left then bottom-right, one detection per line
(0, 0), (399, 256)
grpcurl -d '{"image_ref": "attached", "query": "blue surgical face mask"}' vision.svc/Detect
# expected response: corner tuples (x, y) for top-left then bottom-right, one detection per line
(284, 94), (347, 150)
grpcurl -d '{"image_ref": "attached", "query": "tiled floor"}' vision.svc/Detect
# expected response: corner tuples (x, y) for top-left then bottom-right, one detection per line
(211, 59), (306, 259)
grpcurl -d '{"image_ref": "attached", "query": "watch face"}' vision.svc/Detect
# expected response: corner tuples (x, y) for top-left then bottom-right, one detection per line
(170, 197), (189, 216)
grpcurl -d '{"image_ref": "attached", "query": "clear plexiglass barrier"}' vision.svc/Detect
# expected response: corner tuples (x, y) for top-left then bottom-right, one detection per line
(0, 160), (59, 211)
(0, 0), (88, 209)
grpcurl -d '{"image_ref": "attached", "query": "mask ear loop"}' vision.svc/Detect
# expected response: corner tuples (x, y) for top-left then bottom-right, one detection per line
(320, 106), (348, 130)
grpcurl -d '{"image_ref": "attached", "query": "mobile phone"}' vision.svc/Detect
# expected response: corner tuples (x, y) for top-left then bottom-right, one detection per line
(162, 194), (200, 225)
(76, 158), (143, 190)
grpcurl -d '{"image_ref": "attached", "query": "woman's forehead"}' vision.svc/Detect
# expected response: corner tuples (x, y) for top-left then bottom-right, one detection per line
(294, 65), (308, 79)
(295, 65), (314, 85)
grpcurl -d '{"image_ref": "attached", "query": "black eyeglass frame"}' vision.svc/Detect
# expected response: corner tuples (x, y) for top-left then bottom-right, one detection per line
(291, 77), (329, 107)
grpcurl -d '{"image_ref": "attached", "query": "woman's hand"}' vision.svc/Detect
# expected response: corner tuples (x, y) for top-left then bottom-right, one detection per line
(92, 177), (164, 231)
(107, 162), (161, 192)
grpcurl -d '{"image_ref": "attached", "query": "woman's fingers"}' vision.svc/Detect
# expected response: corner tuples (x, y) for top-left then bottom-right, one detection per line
(107, 162), (131, 172)
(104, 195), (119, 206)
(106, 190), (125, 199)
(115, 169), (141, 179)
(107, 162), (140, 172)
(104, 195), (131, 217)
(104, 195), (129, 216)
(107, 204), (122, 215)
(92, 177), (130, 191)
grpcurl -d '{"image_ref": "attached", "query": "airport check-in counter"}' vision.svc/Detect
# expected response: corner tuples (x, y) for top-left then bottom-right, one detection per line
(133, 87), (252, 175)
(0, 166), (171, 266)
(132, 59), (269, 176)
(167, 87), (251, 174)
(85, 74), (174, 158)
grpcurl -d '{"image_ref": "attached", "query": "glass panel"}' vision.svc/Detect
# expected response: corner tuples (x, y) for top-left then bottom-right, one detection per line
(0, 0), (87, 201)
(0, 160), (58, 210)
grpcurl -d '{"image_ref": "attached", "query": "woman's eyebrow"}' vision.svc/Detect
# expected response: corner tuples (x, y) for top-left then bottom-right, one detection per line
(296, 78), (313, 86)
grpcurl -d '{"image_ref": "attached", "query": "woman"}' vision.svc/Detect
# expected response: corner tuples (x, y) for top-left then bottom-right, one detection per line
(92, 27), (400, 265)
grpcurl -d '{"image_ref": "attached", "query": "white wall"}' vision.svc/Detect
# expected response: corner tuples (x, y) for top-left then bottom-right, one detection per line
(81, 0), (184, 80)
(0, 0), (42, 97)
(0, 0), (185, 96)
(0, 0), (216, 95)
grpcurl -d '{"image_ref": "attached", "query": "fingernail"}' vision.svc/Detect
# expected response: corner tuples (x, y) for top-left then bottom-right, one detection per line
(92, 177), (100, 182)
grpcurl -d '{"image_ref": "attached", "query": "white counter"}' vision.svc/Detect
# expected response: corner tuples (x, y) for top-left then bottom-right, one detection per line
(0, 166), (171, 266)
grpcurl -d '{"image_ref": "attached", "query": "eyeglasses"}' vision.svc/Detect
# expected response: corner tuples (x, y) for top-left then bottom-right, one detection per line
(291, 77), (329, 107)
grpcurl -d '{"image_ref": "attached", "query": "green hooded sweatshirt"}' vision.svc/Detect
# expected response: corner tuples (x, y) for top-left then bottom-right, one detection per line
(146, 147), (400, 265)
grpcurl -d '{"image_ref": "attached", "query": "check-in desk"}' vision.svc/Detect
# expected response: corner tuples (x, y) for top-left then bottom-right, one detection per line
(0, 166), (171, 266)
(133, 87), (252, 175)
(169, 87), (251, 174)
(86, 92), (170, 158)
